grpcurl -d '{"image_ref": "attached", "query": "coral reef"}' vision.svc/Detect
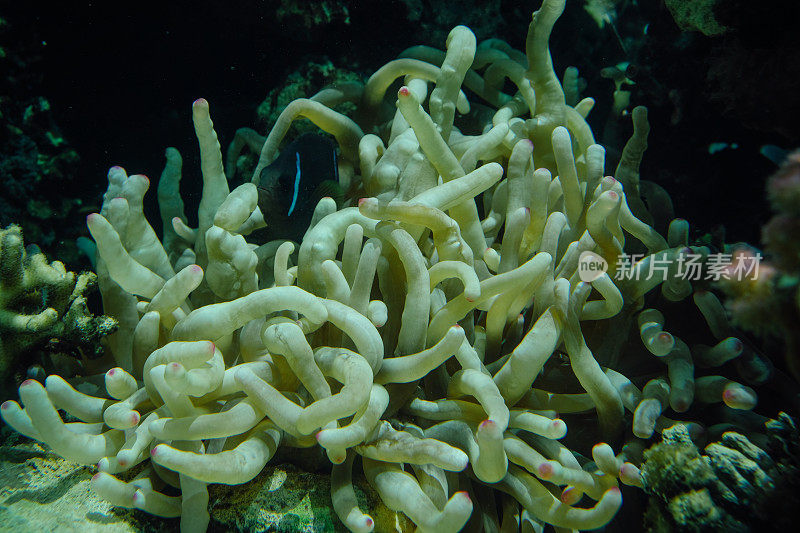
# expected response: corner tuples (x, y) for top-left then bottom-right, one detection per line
(0, 14), (85, 262)
(641, 413), (800, 532)
(276, 0), (352, 29)
(664, 0), (728, 36)
(1, 1), (794, 532)
(255, 61), (362, 133)
(0, 224), (117, 398)
(397, 0), (507, 47)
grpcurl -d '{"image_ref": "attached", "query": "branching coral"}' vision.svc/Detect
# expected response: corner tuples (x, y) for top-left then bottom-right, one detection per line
(0, 224), (117, 396)
(0, 1), (784, 531)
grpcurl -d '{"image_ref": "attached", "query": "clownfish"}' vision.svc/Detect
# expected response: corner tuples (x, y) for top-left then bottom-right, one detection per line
(255, 133), (344, 243)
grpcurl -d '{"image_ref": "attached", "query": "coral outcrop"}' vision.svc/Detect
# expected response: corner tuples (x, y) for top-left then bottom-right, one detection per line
(0, 224), (117, 397)
(642, 413), (800, 532)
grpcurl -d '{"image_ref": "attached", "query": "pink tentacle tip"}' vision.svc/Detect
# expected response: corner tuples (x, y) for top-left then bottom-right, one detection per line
(130, 412), (140, 425)
(315, 431), (323, 442)
(723, 387), (736, 401)
(20, 379), (36, 387)
(607, 191), (619, 200)
(118, 458), (128, 467)
(92, 473), (102, 481)
(150, 446), (160, 457)
(191, 264), (203, 273)
(357, 197), (368, 207)
(398, 86), (411, 97)
(560, 486), (577, 503)
(109, 166), (124, 172)
(452, 324), (463, 331)
(170, 362), (181, 369)
(607, 487), (622, 497)
(86, 213), (98, 224)
(537, 462), (555, 478)
(107, 369), (116, 376)
(193, 98), (208, 107)
(365, 518), (374, 527)
(1, 401), (11, 410)
(457, 491), (471, 503)
(207, 341), (216, 352)
(478, 419), (495, 430)
(620, 462), (638, 478)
